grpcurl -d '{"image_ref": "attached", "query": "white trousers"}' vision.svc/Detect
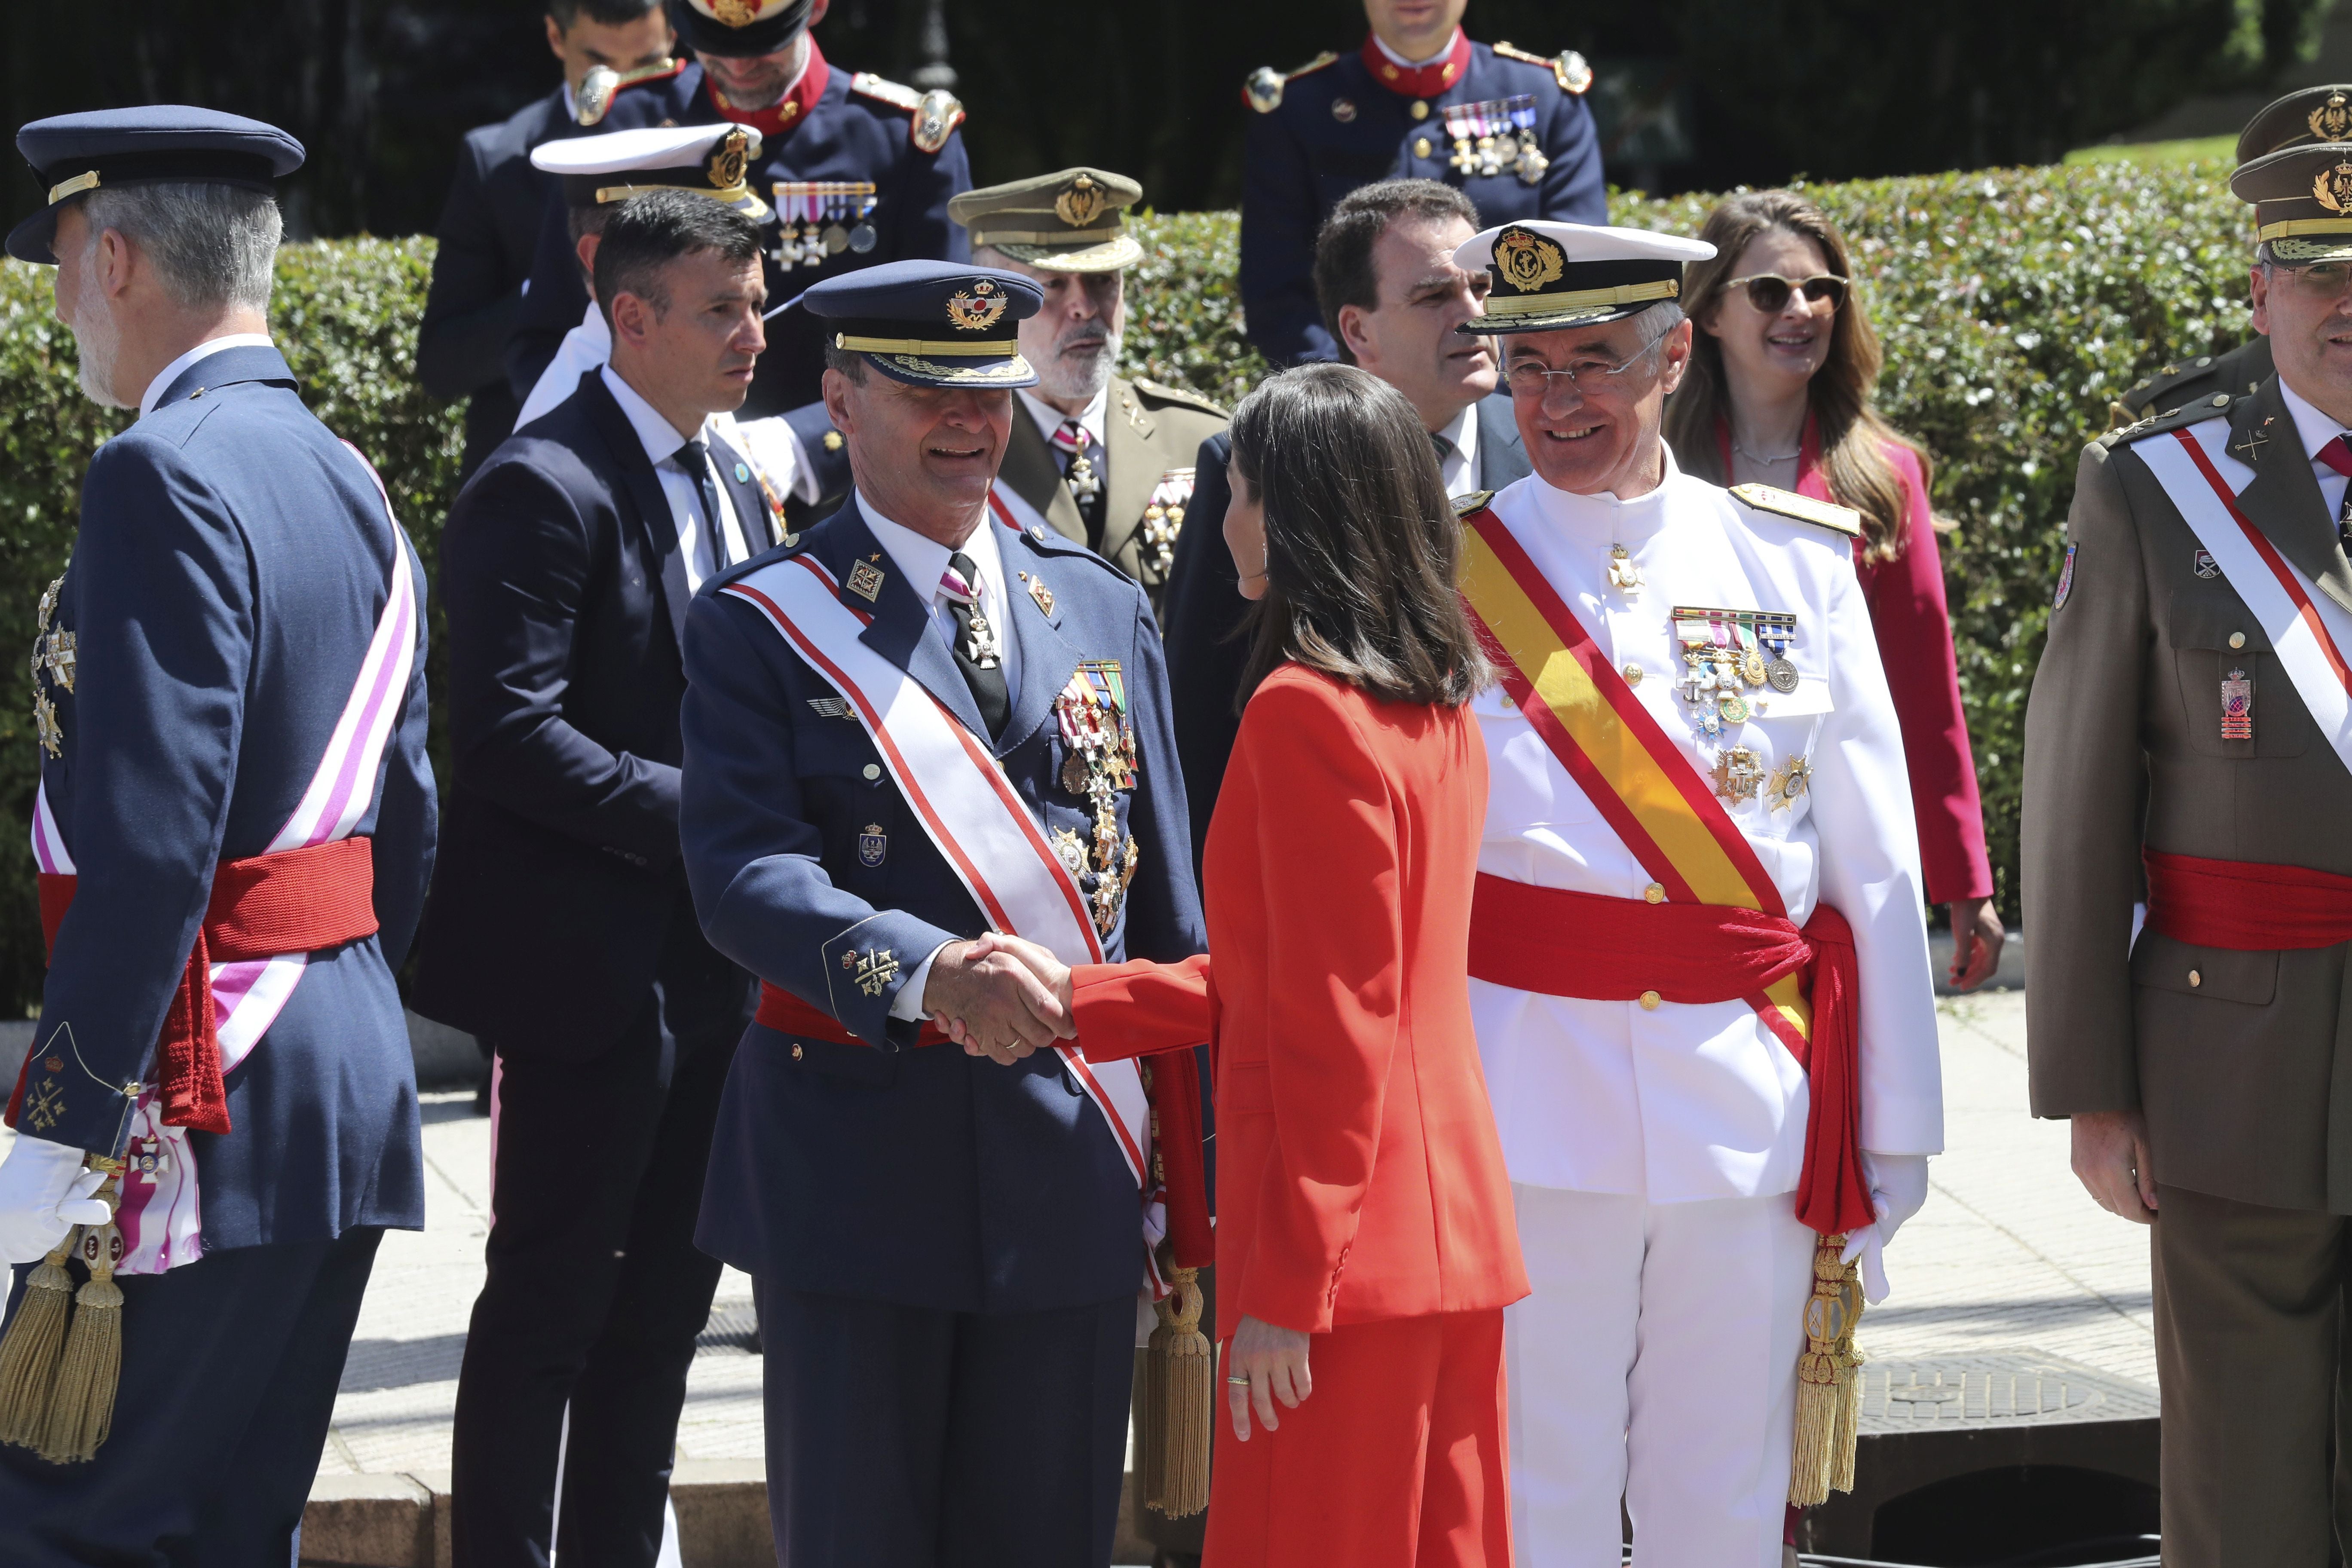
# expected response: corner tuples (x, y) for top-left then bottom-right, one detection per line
(1504, 1184), (1817, 1568)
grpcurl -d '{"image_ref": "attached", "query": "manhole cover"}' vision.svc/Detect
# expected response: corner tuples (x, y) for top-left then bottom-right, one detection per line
(1860, 1356), (2157, 1430)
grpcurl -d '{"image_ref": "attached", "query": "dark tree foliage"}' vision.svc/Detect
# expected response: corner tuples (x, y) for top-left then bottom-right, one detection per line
(0, 0), (2331, 239)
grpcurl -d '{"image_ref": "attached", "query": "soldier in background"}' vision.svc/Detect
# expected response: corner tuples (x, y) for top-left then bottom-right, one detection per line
(2027, 85), (2352, 1562)
(1239, 0), (1605, 367)
(418, 0), (682, 478)
(952, 168), (1228, 620)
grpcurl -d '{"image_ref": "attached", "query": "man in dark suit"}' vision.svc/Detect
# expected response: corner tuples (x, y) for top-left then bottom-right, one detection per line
(1165, 178), (1528, 859)
(416, 0), (678, 478)
(412, 189), (781, 1568)
(679, 260), (1207, 1567)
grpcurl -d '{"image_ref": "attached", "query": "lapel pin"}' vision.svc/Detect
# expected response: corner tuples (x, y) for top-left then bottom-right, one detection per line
(1029, 576), (1056, 615)
(847, 560), (886, 602)
(733, 462), (751, 483)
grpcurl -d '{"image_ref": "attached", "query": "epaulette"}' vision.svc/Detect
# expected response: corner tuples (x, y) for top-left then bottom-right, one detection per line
(1491, 42), (1594, 95)
(575, 58), (687, 126)
(849, 73), (965, 154)
(1729, 483), (1862, 538)
(1243, 52), (1340, 114)
(1131, 377), (1228, 418)
(2101, 388), (2239, 450)
(1453, 490), (1495, 517)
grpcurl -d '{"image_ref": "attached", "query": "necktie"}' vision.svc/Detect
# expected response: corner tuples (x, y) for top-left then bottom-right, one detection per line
(676, 433), (729, 576)
(2323, 434), (2352, 553)
(1431, 430), (1456, 464)
(1051, 419), (1106, 548)
(939, 551), (1010, 737)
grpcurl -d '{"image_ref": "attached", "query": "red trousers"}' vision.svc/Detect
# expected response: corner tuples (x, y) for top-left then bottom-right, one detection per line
(1204, 1309), (1512, 1568)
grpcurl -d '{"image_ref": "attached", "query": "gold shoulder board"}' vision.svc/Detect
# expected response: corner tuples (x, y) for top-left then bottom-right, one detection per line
(1453, 490), (1496, 518)
(1132, 378), (1229, 418)
(850, 72), (922, 110)
(1243, 51), (1339, 114)
(1730, 483), (1863, 537)
(2109, 390), (2237, 448)
(1491, 42), (1594, 94)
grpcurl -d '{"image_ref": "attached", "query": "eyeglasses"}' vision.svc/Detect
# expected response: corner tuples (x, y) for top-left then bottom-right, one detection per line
(1502, 336), (1664, 399)
(2276, 259), (2352, 297)
(1721, 273), (1849, 314)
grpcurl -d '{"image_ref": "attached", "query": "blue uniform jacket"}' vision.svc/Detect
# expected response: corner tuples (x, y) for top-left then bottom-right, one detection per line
(681, 498), (1204, 1313)
(24, 344), (434, 1250)
(507, 58), (972, 420)
(1240, 40), (1606, 365)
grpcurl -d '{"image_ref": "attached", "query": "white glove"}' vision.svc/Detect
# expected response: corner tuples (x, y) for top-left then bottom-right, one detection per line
(1839, 1152), (1930, 1305)
(0, 1137), (109, 1265)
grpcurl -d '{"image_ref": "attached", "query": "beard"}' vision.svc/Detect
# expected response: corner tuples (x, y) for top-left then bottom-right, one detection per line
(1033, 326), (1120, 404)
(67, 248), (126, 410)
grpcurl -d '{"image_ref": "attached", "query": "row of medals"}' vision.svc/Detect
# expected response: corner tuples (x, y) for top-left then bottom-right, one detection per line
(771, 183), (879, 270)
(1053, 668), (1140, 938)
(1443, 94), (1547, 185)
(1666, 592), (1812, 812)
(30, 575), (72, 758)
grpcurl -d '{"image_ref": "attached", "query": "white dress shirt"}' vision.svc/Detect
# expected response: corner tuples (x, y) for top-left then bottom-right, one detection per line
(1018, 386), (1108, 477)
(2278, 374), (2352, 519)
(1372, 27), (1462, 69)
(1469, 449), (1943, 1202)
(862, 496), (1026, 1022)
(1435, 400), (1482, 498)
(598, 365), (751, 593)
(137, 332), (276, 419)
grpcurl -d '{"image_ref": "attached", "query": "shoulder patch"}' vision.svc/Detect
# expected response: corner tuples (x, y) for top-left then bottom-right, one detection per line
(1243, 51), (1339, 113)
(1453, 490), (1495, 518)
(1491, 41), (1594, 94)
(850, 74), (965, 151)
(1729, 483), (1862, 538)
(1130, 377), (1228, 419)
(2105, 390), (2238, 450)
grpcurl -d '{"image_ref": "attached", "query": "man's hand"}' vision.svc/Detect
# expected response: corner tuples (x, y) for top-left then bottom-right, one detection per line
(2072, 1108), (2158, 1224)
(963, 933), (1072, 1016)
(1948, 897), (2008, 992)
(1225, 1313), (1313, 1441)
(921, 938), (1071, 1066)
(0, 1137), (110, 1264)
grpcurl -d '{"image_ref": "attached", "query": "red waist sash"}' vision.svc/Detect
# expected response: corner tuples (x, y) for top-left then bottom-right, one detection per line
(8, 835), (379, 1137)
(1467, 872), (1869, 1236)
(2144, 850), (2352, 951)
(755, 983), (949, 1048)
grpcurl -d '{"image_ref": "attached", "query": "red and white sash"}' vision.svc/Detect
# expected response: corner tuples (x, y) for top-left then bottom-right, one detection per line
(719, 543), (1158, 1259)
(2136, 419), (2352, 776)
(31, 447), (418, 1273)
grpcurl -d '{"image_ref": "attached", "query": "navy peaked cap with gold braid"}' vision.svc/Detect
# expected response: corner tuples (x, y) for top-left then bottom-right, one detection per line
(10, 107), (304, 264)
(802, 259), (1044, 389)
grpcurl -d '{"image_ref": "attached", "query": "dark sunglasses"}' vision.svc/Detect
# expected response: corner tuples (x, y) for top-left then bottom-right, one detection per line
(1721, 272), (1849, 313)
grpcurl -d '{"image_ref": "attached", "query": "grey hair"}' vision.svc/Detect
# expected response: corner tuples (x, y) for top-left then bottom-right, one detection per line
(1634, 300), (1687, 346)
(74, 183), (282, 313)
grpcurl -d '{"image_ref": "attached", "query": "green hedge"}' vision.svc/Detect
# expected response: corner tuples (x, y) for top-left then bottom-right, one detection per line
(0, 166), (2265, 1011)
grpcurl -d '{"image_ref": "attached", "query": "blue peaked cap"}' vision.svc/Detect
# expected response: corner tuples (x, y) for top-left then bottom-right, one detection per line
(800, 260), (1043, 389)
(10, 106), (304, 263)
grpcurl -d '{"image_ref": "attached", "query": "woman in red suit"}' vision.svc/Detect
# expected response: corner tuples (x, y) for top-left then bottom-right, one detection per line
(1664, 188), (2007, 990)
(958, 363), (1527, 1568)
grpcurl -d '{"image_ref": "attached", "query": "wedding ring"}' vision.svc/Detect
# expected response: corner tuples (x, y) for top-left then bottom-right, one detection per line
(1226, 1375), (1253, 1386)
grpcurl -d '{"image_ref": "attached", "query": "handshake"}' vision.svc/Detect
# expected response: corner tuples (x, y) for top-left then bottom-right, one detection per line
(922, 933), (1077, 1066)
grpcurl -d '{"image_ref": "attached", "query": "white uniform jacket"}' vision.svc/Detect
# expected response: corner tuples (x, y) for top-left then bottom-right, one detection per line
(1469, 451), (1945, 1202)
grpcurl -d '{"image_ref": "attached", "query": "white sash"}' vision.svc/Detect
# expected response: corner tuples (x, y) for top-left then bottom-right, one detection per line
(2135, 420), (2352, 776)
(31, 445), (418, 1273)
(719, 549), (1155, 1198)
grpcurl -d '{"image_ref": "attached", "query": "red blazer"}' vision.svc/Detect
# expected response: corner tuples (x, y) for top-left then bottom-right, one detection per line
(1071, 664), (1526, 1337)
(1715, 420), (1996, 904)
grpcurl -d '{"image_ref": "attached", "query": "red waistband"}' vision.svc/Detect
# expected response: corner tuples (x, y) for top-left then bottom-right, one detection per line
(1467, 872), (1871, 1237)
(11, 836), (378, 1138)
(2144, 849), (2352, 951)
(755, 982), (950, 1048)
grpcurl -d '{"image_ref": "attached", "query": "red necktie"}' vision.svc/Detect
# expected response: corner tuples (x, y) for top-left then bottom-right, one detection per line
(2322, 434), (2352, 549)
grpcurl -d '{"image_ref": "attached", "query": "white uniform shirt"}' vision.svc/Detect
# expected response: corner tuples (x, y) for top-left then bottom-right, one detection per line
(1017, 386), (1108, 460)
(1469, 449), (1944, 1202)
(2278, 375), (2352, 519)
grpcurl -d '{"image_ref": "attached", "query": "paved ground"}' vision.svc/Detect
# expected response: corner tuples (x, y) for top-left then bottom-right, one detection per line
(0, 987), (2162, 1518)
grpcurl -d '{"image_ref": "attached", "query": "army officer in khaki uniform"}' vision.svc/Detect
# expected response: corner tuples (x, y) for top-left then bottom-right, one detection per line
(2025, 87), (2352, 1564)
(949, 168), (1228, 619)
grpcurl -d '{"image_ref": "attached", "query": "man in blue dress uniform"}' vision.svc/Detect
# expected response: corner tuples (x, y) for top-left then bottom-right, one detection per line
(1240, 0), (1606, 366)
(0, 108), (435, 1564)
(508, 0), (972, 419)
(679, 259), (1205, 1566)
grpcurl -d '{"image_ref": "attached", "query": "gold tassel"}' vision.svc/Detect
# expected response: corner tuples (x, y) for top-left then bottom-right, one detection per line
(1787, 1232), (1865, 1507)
(38, 1170), (122, 1465)
(1142, 1266), (1212, 1519)
(0, 1229), (80, 1449)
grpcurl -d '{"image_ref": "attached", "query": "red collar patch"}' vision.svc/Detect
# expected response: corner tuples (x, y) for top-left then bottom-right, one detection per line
(1359, 28), (1470, 100)
(707, 37), (830, 142)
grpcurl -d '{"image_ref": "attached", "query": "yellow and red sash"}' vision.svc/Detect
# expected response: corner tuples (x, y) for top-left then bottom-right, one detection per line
(1458, 505), (1873, 1235)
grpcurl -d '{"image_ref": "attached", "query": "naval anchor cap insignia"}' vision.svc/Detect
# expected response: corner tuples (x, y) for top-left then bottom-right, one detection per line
(1492, 225), (1566, 294)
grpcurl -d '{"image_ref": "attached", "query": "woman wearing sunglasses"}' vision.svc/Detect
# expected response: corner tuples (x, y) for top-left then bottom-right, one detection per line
(1664, 189), (2005, 992)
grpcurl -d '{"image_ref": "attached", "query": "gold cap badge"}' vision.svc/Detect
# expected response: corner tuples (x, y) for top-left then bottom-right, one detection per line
(1055, 175), (1106, 230)
(2312, 92), (2352, 143)
(706, 127), (750, 193)
(1494, 227), (1566, 293)
(2313, 161), (2352, 214)
(945, 279), (1009, 331)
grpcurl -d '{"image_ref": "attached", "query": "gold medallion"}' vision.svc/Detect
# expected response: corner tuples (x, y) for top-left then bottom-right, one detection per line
(1492, 227), (1566, 294)
(1054, 175), (1106, 229)
(945, 280), (1009, 331)
(1712, 746), (1763, 804)
(1740, 647), (1768, 686)
(710, 0), (761, 25)
(705, 127), (750, 192)
(1767, 755), (1812, 812)
(2313, 91), (2352, 143)
(2313, 161), (2352, 214)
(33, 692), (60, 758)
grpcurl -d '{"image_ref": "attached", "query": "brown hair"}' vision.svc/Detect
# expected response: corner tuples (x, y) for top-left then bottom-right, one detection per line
(1311, 179), (1481, 366)
(1663, 189), (1930, 565)
(1228, 364), (1490, 710)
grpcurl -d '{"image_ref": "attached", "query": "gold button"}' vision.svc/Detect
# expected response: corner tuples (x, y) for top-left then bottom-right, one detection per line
(1411, 98), (1431, 120)
(2228, 632), (2246, 649)
(1644, 883), (1666, 904)
(2187, 970), (2202, 988)
(1623, 662), (1642, 686)
(1638, 990), (1661, 1010)
(792, 1043), (805, 1060)
(863, 763), (882, 780)
(1413, 136), (1433, 159)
